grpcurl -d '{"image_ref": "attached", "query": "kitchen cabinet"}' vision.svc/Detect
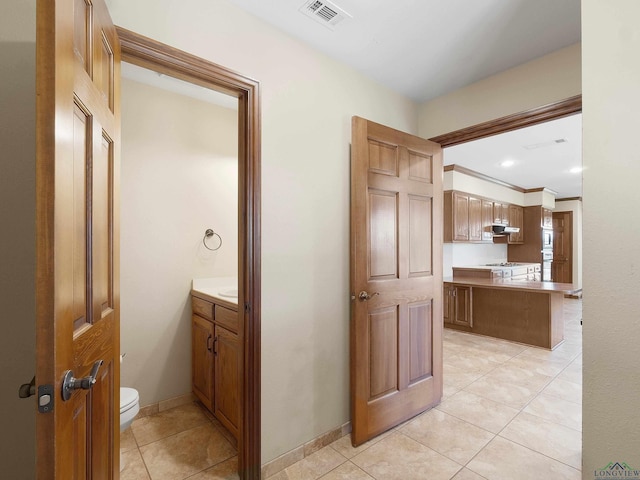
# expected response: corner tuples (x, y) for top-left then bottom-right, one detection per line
(493, 202), (509, 225)
(469, 196), (483, 241)
(191, 295), (239, 440)
(481, 199), (494, 241)
(444, 283), (472, 328)
(508, 205), (524, 244)
(445, 191), (488, 243)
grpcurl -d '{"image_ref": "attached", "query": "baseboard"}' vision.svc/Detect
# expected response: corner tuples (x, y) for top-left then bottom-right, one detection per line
(261, 421), (351, 479)
(136, 392), (195, 419)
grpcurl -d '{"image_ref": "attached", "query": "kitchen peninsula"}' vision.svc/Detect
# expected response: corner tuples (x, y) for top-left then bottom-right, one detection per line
(444, 265), (579, 349)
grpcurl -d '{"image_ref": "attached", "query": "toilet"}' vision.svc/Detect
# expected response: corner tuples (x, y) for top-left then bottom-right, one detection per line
(120, 387), (140, 471)
(120, 387), (140, 432)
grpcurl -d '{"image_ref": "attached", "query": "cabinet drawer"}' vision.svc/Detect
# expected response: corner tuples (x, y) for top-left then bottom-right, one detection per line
(192, 296), (213, 320)
(215, 305), (238, 333)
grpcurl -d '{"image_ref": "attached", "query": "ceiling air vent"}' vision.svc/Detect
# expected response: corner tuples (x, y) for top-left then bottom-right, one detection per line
(299, 0), (352, 30)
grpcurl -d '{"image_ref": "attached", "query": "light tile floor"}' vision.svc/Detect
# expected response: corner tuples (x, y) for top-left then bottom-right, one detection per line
(269, 298), (582, 480)
(122, 298), (582, 480)
(120, 401), (239, 480)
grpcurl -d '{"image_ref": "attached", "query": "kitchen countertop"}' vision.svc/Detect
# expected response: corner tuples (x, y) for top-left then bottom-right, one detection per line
(191, 276), (238, 307)
(444, 276), (579, 295)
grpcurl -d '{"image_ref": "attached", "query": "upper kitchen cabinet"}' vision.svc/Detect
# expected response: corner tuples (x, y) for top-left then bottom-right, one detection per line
(444, 191), (488, 243)
(507, 204), (524, 244)
(493, 202), (509, 225)
(481, 200), (494, 242)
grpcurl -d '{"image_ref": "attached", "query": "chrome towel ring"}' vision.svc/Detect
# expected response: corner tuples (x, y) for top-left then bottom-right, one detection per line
(203, 229), (222, 251)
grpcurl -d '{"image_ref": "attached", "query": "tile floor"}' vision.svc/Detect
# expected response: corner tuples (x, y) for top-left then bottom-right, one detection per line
(120, 401), (239, 480)
(121, 298), (582, 480)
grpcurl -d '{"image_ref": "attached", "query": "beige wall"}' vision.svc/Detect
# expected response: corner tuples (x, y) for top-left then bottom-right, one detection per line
(582, 0), (640, 473)
(0, 0), (36, 478)
(106, 0), (417, 463)
(120, 78), (238, 406)
(553, 200), (582, 289)
(419, 43), (582, 139)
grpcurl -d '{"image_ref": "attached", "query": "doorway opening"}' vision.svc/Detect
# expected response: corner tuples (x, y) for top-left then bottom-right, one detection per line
(117, 27), (261, 478)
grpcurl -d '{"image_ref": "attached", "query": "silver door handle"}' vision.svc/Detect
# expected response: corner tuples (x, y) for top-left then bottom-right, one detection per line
(61, 360), (103, 401)
(358, 291), (379, 301)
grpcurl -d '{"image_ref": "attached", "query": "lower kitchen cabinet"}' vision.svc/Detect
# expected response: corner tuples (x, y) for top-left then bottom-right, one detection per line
(191, 295), (239, 440)
(444, 283), (473, 328)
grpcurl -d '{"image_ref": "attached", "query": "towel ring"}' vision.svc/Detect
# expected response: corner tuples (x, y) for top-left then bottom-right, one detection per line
(203, 229), (222, 251)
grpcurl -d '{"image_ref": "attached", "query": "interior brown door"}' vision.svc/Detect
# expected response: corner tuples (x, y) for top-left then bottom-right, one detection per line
(350, 117), (443, 446)
(552, 211), (573, 283)
(36, 0), (121, 477)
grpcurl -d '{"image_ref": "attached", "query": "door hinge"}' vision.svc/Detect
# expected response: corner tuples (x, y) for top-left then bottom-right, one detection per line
(37, 384), (54, 413)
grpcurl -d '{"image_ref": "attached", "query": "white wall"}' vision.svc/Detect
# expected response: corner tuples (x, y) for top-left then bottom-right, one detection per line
(582, 0), (640, 473)
(106, 0), (417, 463)
(443, 243), (508, 278)
(120, 77), (238, 406)
(444, 170), (524, 205)
(0, 0), (36, 478)
(553, 199), (582, 289)
(419, 43), (582, 139)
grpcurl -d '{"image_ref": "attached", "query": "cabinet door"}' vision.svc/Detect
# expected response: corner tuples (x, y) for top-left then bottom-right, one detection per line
(215, 325), (239, 439)
(481, 199), (494, 242)
(468, 196), (482, 241)
(493, 202), (504, 224)
(443, 284), (453, 324)
(508, 205), (524, 244)
(192, 314), (214, 411)
(453, 192), (470, 241)
(453, 286), (472, 327)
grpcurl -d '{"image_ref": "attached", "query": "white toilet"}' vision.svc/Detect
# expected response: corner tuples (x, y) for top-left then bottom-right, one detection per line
(120, 387), (140, 431)
(120, 387), (140, 471)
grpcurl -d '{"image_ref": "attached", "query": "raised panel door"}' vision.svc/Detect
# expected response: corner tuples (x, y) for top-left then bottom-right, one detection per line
(468, 196), (482, 242)
(453, 192), (469, 241)
(192, 315), (214, 411)
(351, 116), (442, 446)
(508, 205), (524, 244)
(36, 0), (120, 475)
(215, 325), (239, 440)
(481, 199), (494, 242)
(453, 286), (472, 328)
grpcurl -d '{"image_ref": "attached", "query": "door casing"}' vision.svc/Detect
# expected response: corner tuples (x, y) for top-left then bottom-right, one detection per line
(116, 27), (261, 479)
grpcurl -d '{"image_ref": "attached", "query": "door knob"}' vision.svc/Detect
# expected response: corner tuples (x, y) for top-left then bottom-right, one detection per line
(61, 360), (103, 401)
(358, 291), (379, 301)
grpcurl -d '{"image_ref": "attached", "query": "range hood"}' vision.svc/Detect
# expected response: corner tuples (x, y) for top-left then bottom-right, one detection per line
(492, 224), (520, 235)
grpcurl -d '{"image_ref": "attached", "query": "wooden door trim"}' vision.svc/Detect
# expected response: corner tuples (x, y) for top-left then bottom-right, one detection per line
(116, 27), (261, 479)
(429, 95), (582, 147)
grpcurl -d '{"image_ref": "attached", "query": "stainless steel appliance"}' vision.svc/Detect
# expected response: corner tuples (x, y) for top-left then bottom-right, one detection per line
(541, 228), (553, 281)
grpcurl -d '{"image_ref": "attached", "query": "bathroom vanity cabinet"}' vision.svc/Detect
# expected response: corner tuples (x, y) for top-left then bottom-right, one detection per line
(191, 294), (239, 440)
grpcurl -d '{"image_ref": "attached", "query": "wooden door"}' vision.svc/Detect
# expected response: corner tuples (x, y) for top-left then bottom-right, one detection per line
(453, 192), (469, 241)
(215, 326), (240, 440)
(350, 117), (443, 446)
(192, 315), (215, 411)
(552, 211), (573, 283)
(468, 196), (482, 242)
(36, 0), (120, 477)
(481, 199), (494, 242)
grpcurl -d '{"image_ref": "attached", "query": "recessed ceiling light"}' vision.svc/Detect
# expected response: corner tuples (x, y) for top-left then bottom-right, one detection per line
(500, 160), (515, 167)
(569, 166), (583, 174)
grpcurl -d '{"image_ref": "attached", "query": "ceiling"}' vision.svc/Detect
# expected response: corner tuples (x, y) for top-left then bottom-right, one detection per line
(227, 0), (581, 102)
(444, 113), (583, 198)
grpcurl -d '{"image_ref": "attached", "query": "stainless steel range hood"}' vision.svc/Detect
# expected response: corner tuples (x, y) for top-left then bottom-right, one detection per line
(492, 224), (520, 235)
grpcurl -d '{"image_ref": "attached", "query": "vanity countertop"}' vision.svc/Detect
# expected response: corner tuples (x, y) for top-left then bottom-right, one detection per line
(192, 276), (238, 307)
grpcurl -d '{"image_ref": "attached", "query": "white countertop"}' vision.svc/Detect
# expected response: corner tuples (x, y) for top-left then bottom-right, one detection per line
(192, 276), (238, 305)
